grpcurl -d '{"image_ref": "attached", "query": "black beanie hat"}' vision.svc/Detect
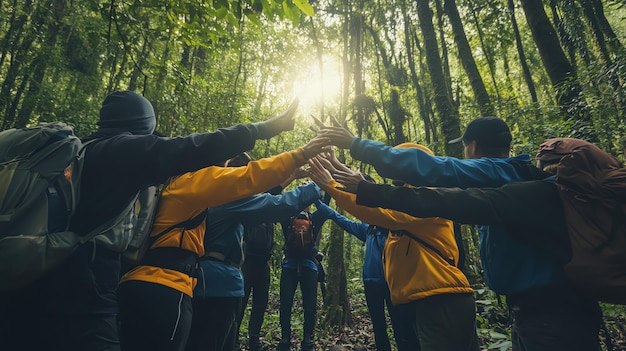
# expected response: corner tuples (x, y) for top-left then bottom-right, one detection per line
(97, 91), (156, 136)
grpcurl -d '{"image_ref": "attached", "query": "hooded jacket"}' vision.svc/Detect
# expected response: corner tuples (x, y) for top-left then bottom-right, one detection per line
(25, 91), (283, 316)
(321, 180), (472, 304)
(348, 137), (558, 295)
(120, 149), (309, 297)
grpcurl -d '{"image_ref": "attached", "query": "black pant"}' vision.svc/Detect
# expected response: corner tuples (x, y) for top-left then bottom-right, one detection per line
(186, 296), (241, 351)
(509, 288), (602, 351)
(363, 281), (419, 351)
(411, 293), (479, 351)
(279, 266), (318, 341)
(118, 280), (193, 351)
(1, 292), (120, 351)
(236, 259), (271, 349)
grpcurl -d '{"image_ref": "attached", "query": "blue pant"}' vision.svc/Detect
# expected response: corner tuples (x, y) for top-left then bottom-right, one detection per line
(279, 266), (318, 341)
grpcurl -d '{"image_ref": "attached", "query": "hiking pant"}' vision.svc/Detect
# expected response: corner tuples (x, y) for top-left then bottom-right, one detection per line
(1, 291), (121, 351)
(509, 290), (602, 351)
(409, 293), (479, 351)
(279, 266), (318, 341)
(186, 296), (241, 351)
(236, 259), (271, 349)
(118, 280), (193, 351)
(364, 281), (393, 351)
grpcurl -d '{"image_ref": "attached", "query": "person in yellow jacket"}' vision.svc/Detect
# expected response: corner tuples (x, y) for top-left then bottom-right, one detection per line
(307, 145), (479, 351)
(117, 137), (328, 351)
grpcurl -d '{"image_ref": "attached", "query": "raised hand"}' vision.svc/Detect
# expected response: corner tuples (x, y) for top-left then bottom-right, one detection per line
(307, 156), (334, 186)
(332, 168), (364, 194)
(316, 126), (355, 149)
(261, 98), (299, 138)
(301, 135), (331, 159)
(324, 148), (352, 173)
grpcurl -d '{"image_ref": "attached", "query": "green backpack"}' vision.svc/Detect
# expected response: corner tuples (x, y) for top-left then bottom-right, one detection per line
(0, 122), (132, 291)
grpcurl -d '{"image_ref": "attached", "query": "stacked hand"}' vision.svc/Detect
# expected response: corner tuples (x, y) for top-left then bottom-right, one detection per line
(311, 116), (355, 149)
(307, 150), (364, 194)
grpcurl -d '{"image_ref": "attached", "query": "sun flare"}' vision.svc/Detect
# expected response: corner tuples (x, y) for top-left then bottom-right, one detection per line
(292, 56), (342, 116)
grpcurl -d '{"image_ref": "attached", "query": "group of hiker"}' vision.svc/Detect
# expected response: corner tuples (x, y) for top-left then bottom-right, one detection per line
(0, 90), (623, 351)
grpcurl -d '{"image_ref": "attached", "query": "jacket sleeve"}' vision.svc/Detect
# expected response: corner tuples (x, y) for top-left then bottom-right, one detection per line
(349, 138), (533, 188)
(355, 179), (565, 231)
(94, 123), (277, 187)
(162, 149), (307, 214)
(314, 200), (368, 242)
(321, 180), (423, 231)
(217, 183), (322, 225)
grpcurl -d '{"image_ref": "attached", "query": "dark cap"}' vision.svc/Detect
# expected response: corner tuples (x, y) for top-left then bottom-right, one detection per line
(449, 117), (512, 148)
(97, 91), (156, 136)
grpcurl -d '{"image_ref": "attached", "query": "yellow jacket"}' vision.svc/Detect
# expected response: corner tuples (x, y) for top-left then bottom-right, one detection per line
(120, 149), (308, 296)
(323, 180), (472, 304)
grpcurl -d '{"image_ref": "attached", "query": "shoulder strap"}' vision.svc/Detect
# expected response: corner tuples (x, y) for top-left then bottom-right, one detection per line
(79, 198), (138, 244)
(147, 209), (208, 247)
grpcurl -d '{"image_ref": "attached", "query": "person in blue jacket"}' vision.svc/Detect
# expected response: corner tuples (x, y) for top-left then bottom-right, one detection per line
(186, 161), (323, 351)
(276, 205), (329, 351)
(317, 117), (602, 351)
(314, 199), (417, 351)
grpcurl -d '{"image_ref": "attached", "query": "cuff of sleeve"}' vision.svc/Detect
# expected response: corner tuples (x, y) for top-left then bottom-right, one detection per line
(355, 180), (379, 207)
(293, 148), (307, 165)
(349, 137), (362, 157)
(250, 122), (271, 140)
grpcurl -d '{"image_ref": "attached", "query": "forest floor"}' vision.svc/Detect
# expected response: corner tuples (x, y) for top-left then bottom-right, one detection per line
(237, 283), (626, 351)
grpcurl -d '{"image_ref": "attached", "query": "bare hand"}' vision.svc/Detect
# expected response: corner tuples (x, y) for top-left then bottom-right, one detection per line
(307, 157), (334, 186)
(301, 135), (332, 159)
(324, 148), (352, 173)
(316, 126), (355, 149)
(333, 169), (364, 194)
(262, 98), (299, 137)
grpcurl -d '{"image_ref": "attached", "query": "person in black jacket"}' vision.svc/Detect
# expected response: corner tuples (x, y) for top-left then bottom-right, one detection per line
(1, 91), (300, 351)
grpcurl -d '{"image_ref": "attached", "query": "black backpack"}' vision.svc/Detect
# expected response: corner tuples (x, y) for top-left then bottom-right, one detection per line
(285, 211), (315, 259)
(0, 122), (133, 291)
(243, 222), (275, 260)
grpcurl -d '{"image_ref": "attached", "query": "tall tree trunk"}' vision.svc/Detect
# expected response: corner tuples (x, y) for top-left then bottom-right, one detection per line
(322, 0), (352, 329)
(15, 0), (68, 128)
(468, 1), (501, 104)
(508, 0), (539, 107)
(415, 0), (462, 157)
(520, 0), (596, 141)
(444, 0), (493, 116)
(324, 221), (351, 327)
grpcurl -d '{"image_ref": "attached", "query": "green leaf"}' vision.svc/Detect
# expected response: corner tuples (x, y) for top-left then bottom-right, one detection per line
(292, 0), (314, 16)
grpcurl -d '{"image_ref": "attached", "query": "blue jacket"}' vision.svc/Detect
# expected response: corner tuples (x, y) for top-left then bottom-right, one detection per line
(195, 182), (322, 298)
(349, 137), (562, 295)
(314, 200), (387, 285)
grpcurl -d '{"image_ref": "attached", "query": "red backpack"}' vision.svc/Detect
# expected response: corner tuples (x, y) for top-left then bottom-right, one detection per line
(285, 211), (315, 259)
(537, 138), (626, 304)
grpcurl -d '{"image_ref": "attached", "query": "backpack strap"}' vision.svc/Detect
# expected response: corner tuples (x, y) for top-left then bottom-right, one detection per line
(395, 230), (456, 267)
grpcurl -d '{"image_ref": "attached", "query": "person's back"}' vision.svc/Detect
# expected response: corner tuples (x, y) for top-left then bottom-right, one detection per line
(2, 91), (299, 351)
(318, 117), (602, 350)
(307, 151), (478, 351)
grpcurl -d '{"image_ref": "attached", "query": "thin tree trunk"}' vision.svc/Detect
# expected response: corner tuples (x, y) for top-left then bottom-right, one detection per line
(444, 0), (493, 116)
(415, 0), (462, 157)
(508, 0), (538, 106)
(520, 0), (596, 140)
(468, 1), (501, 104)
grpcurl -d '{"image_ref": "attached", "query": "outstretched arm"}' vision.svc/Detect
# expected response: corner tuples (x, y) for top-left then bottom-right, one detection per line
(355, 180), (565, 233)
(314, 200), (368, 242)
